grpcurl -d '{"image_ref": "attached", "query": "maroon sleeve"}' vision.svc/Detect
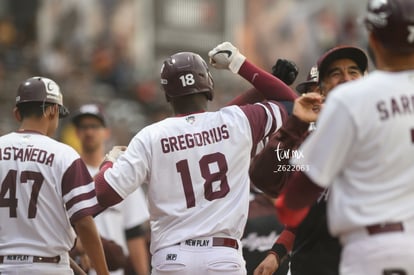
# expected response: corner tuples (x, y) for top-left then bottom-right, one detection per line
(249, 115), (310, 197)
(235, 60), (299, 103)
(95, 162), (123, 207)
(62, 158), (106, 223)
(275, 171), (324, 227)
(283, 171), (324, 209)
(239, 101), (288, 147)
(226, 88), (265, 106)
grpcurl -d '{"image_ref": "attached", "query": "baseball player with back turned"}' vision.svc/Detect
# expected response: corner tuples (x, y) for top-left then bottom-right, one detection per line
(93, 43), (293, 275)
(0, 77), (109, 275)
(275, 0), (414, 274)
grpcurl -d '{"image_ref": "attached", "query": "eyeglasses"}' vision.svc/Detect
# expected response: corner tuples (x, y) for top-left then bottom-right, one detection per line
(77, 124), (105, 130)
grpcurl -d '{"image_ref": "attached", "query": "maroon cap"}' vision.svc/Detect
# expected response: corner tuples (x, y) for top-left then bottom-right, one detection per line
(317, 46), (368, 81)
(296, 66), (319, 94)
(71, 103), (107, 127)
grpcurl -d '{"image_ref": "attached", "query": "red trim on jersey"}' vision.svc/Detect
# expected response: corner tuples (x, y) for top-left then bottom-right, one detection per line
(237, 60), (299, 102)
(62, 159), (93, 196)
(62, 158), (105, 223)
(95, 163), (123, 207)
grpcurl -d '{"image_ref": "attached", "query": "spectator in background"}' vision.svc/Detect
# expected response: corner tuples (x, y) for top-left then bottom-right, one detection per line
(71, 103), (150, 275)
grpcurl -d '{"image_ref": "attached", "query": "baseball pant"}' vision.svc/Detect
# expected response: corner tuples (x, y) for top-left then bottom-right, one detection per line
(339, 223), (414, 275)
(151, 238), (246, 275)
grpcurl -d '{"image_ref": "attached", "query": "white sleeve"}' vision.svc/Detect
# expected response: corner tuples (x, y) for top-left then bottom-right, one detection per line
(104, 131), (150, 199)
(291, 95), (356, 188)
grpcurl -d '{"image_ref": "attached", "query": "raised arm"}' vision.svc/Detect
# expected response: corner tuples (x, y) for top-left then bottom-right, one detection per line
(208, 42), (299, 106)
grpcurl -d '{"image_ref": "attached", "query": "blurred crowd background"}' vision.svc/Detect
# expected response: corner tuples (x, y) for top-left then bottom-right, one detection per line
(0, 0), (368, 150)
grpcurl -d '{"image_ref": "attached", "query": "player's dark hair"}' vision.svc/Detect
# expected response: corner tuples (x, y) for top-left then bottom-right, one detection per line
(16, 102), (56, 119)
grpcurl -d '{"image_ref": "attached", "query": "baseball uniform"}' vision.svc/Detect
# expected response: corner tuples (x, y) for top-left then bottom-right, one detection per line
(0, 131), (103, 275)
(292, 70), (414, 274)
(96, 101), (285, 275)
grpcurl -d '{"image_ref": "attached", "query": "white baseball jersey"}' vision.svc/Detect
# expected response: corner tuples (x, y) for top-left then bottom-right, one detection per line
(292, 70), (414, 236)
(101, 102), (283, 254)
(0, 131), (102, 256)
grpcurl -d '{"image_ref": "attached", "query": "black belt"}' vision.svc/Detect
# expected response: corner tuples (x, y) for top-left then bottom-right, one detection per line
(0, 255), (61, 264)
(366, 222), (404, 235)
(180, 237), (239, 249)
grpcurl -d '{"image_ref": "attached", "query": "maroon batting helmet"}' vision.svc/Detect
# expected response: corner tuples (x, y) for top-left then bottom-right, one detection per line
(364, 0), (414, 53)
(160, 52), (214, 101)
(16, 76), (69, 118)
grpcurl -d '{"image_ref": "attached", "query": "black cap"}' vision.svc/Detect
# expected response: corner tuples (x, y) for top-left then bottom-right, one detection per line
(71, 103), (107, 127)
(296, 66), (319, 94)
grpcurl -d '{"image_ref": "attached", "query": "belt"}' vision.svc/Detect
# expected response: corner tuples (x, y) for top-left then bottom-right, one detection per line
(212, 237), (239, 249)
(340, 221), (412, 245)
(0, 255), (61, 264)
(366, 222), (404, 235)
(179, 237), (239, 250)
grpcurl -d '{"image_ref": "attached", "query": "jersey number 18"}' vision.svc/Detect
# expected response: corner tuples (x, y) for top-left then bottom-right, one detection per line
(176, 152), (230, 208)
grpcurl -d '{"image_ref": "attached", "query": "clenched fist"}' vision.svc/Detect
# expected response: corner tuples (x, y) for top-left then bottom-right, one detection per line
(208, 41), (246, 73)
(104, 146), (127, 163)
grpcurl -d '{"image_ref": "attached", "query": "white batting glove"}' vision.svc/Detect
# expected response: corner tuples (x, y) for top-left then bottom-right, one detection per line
(104, 146), (127, 163)
(208, 41), (246, 73)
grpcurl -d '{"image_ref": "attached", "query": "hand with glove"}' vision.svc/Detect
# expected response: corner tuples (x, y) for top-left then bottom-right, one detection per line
(104, 146), (127, 163)
(208, 41), (246, 73)
(271, 59), (299, 86)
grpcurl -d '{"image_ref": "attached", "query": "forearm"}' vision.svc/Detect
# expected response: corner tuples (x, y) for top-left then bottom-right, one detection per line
(238, 60), (298, 102)
(127, 237), (150, 275)
(74, 216), (109, 275)
(268, 227), (296, 265)
(226, 88), (265, 106)
(95, 162), (123, 207)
